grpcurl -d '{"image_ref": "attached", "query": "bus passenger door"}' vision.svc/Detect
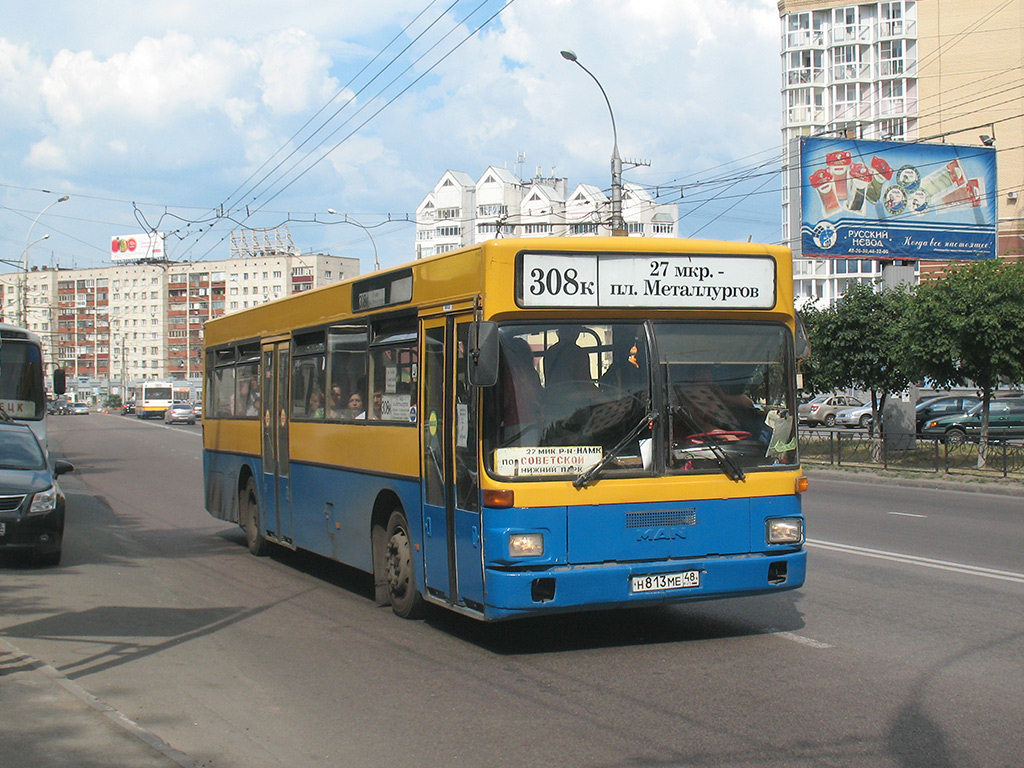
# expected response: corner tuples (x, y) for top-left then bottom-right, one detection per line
(261, 341), (294, 545)
(421, 316), (484, 610)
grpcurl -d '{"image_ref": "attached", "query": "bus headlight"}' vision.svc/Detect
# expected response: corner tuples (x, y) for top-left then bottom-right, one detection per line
(766, 517), (803, 545)
(508, 533), (544, 558)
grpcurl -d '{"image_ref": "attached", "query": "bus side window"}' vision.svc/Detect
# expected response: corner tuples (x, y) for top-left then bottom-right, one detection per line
(369, 323), (418, 424)
(327, 324), (369, 420)
(214, 366), (235, 418)
(291, 355), (325, 420)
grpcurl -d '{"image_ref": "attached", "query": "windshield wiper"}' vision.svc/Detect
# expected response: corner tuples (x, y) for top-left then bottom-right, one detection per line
(574, 411), (657, 489)
(671, 404), (746, 482)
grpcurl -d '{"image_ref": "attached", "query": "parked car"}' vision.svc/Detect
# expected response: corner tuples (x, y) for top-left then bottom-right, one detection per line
(798, 394), (865, 427)
(192, 402), (202, 419)
(0, 422), (74, 565)
(164, 402), (197, 425)
(69, 401), (90, 415)
(915, 395), (981, 432)
(919, 398), (1024, 445)
(835, 403), (874, 429)
(122, 401), (135, 415)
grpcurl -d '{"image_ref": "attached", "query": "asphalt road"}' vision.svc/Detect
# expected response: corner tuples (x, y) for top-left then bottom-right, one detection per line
(2, 414), (1022, 768)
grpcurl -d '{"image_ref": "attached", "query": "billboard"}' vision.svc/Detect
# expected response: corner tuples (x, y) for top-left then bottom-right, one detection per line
(111, 232), (165, 262)
(797, 137), (996, 260)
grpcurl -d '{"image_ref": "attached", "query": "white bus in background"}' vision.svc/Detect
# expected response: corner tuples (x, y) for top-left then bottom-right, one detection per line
(0, 322), (65, 447)
(137, 381), (174, 419)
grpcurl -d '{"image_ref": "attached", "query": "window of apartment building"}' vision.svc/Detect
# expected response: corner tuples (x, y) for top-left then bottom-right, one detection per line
(832, 45), (860, 81)
(230, 301), (239, 309)
(437, 207), (460, 220)
(833, 82), (861, 120)
(787, 49), (823, 86)
(478, 204), (508, 217)
(524, 224), (550, 234)
(626, 222), (644, 234)
(570, 223), (599, 235)
(437, 226), (461, 237)
(787, 12), (810, 47)
(273, 271), (282, 278)
(879, 40), (904, 77)
(879, 2), (905, 37)
(171, 273), (185, 282)
(832, 6), (859, 42)
(877, 117), (907, 140)
(880, 80), (906, 116)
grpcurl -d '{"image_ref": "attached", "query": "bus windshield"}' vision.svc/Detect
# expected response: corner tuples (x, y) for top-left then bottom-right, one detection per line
(0, 339), (45, 421)
(484, 321), (796, 481)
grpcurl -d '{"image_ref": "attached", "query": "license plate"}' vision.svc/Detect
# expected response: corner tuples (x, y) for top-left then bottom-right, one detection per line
(631, 570), (700, 593)
(0, 522), (5, 536)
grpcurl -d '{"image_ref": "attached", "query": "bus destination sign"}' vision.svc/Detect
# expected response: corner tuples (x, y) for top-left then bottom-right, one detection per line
(517, 252), (776, 310)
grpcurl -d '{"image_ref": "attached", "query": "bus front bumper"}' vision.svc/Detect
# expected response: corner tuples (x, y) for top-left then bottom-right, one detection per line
(479, 549), (806, 621)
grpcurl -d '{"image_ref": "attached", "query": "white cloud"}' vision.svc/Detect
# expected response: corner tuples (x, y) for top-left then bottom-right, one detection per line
(0, 0), (786, 269)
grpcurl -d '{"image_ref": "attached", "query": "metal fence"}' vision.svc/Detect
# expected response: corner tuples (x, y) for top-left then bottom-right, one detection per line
(799, 429), (1024, 480)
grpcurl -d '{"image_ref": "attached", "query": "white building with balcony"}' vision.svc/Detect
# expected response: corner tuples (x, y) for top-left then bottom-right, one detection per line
(415, 167), (678, 258)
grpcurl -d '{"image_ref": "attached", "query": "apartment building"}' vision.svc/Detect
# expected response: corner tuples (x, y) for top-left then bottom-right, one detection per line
(0, 250), (359, 393)
(415, 167), (678, 259)
(779, 0), (1024, 304)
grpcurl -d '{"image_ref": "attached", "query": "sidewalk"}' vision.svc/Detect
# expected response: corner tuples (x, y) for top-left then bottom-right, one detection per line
(0, 639), (197, 768)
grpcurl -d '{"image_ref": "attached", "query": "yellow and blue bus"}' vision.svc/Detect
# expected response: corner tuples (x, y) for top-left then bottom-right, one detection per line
(1, 322), (64, 447)
(202, 237), (807, 621)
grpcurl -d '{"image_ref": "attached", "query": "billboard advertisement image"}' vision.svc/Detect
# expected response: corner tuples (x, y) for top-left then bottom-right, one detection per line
(798, 137), (996, 260)
(111, 232), (165, 262)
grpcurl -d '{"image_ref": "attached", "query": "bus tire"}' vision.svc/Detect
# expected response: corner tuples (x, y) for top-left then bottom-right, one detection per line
(383, 510), (424, 619)
(241, 477), (269, 556)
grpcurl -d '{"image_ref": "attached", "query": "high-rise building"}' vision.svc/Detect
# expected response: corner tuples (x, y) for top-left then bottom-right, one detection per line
(779, 0), (1023, 303)
(415, 167), (678, 259)
(0, 249), (359, 398)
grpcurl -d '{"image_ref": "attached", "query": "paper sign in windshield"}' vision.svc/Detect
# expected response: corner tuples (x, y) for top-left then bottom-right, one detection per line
(494, 446), (603, 477)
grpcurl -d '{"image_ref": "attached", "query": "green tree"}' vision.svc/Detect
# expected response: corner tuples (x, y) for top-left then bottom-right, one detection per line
(905, 259), (1024, 467)
(801, 282), (913, 446)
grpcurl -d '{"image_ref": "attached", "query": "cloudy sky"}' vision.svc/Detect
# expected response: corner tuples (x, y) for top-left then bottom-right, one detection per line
(0, 0), (785, 275)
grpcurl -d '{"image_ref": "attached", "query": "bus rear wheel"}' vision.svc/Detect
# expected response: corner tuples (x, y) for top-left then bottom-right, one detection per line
(383, 510), (424, 619)
(241, 477), (269, 556)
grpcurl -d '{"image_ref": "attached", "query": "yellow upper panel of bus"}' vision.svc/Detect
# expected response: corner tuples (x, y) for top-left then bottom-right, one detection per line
(203, 237), (795, 347)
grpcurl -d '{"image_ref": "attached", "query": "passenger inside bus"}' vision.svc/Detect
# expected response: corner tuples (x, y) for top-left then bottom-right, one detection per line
(499, 337), (542, 444)
(542, 325), (591, 388)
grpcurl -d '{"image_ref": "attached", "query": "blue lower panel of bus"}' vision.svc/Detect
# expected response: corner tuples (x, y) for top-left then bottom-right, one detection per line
(475, 495), (805, 620)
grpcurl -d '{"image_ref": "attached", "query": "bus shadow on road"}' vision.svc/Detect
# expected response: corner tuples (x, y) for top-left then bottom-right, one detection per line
(425, 592), (807, 655)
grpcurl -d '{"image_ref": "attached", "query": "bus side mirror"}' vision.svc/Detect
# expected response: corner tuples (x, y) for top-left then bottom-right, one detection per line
(53, 368), (67, 396)
(468, 321), (499, 387)
(794, 313), (811, 362)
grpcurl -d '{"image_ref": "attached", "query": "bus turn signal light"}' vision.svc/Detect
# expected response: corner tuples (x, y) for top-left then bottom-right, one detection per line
(796, 475), (809, 494)
(483, 489), (514, 508)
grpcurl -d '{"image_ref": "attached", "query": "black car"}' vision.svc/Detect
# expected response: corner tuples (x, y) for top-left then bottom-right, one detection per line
(915, 395), (982, 432)
(0, 422), (74, 565)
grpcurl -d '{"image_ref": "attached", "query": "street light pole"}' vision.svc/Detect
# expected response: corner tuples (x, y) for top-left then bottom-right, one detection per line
(327, 209), (380, 271)
(560, 50), (626, 236)
(21, 194), (70, 326)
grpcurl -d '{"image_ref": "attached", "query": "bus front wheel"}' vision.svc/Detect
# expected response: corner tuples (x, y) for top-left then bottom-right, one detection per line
(241, 477), (269, 556)
(383, 510), (424, 619)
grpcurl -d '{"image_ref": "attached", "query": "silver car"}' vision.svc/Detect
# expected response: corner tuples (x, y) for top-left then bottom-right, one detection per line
(798, 394), (864, 427)
(164, 402), (197, 425)
(835, 403), (873, 429)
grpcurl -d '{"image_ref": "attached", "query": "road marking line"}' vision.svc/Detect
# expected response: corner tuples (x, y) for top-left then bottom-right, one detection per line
(807, 539), (1024, 584)
(767, 629), (834, 649)
(888, 511), (927, 518)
